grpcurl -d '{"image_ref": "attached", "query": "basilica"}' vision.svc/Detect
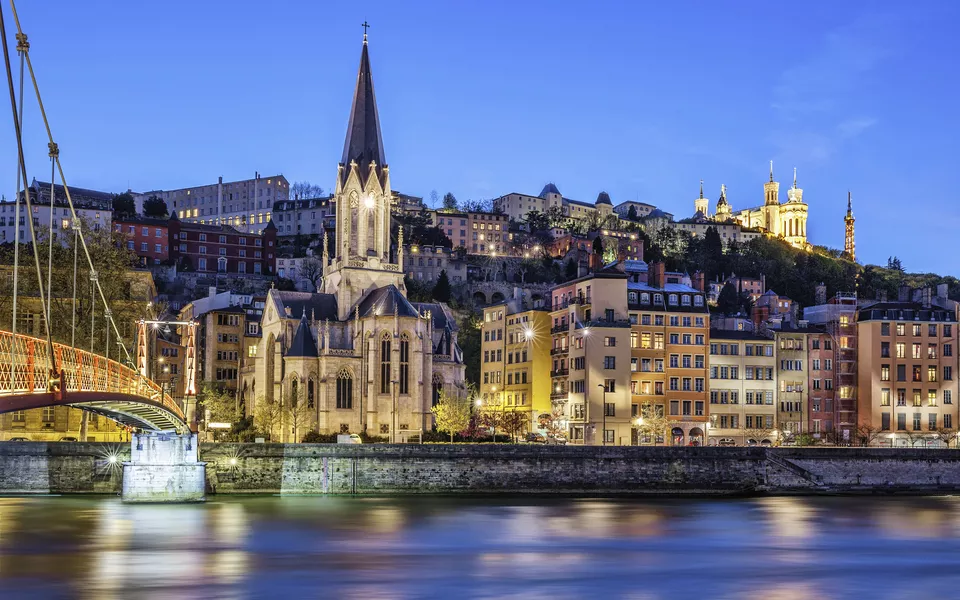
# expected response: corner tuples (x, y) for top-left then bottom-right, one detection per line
(700, 162), (809, 250)
(242, 33), (466, 441)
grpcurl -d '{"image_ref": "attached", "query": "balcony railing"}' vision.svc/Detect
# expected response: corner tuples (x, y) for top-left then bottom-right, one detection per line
(551, 323), (570, 334)
(551, 300), (570, 311)
(550, 368), (569, 377)
(550, 347), (569, 355)
(571, 295), (592, 306)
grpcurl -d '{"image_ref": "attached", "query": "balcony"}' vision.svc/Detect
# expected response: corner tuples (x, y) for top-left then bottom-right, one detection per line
(551, 300), (570, 311)
(550, 390), (568, 400)
(550, 346), (569, 356)
(579, 317), (631, 329)
(551, 323), (570, 334)
(550, 368), (569, 377)
(571, 294), (592, 306)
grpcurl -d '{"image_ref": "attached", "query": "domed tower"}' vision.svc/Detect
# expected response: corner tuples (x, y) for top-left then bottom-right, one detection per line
(694, 179), (709, 217)
(715, 184), (732, 219)
(595, 191), (613, 220)
(762, 160), (781, 235)
(540, 183), (563, 211)
(781, 167), (809, 249)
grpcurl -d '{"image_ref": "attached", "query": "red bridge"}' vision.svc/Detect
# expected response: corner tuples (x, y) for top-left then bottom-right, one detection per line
(0, 330), (186, 432)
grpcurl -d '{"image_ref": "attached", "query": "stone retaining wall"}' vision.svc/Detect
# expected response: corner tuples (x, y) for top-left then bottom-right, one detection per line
(3, 442), (960, 495)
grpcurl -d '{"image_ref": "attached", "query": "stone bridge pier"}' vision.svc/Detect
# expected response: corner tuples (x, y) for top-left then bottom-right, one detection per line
(122, 432), (206, 503)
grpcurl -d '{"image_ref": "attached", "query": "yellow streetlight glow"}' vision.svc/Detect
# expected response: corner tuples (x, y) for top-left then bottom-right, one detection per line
(364, 194), (375, 209)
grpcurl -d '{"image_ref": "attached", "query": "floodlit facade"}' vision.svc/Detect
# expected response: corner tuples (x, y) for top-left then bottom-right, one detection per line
(708, 331), (777, 446)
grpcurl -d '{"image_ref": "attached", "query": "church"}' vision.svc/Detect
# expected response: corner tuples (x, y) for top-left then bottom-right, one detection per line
(701, 162), (809, 250)
(242, 32), (466, 441)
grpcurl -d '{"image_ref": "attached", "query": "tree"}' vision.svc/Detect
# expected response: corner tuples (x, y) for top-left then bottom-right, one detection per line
(432, 269), (452, 302)
(197, 384), (238, 425)
(564, 258), (578, 280)
(744, 428), (772, 444)
(636, 412), (670, 446)
(627, 205), (639, 221)
(934, 428), (956, 449)
(298, 257), (324, 291)
(524, 210), (550, 232)
(460, 198), (493, 213)
(253, 396), (283, 441)
(855, 423), (885, 447)
(285, 382), (314, 443)
(142, 195), (168, 218)
(716, 282), (740, 316)
(887, 256), (904, 272)
(112, 192), (136, 218)
(442, 192), (458, 211)
(290, 181), (324, 200)
(431, 389), (472, 442)
(592, 235), (603, 259)
(501, 411), (529, 442)
(429, 190), (440, 208)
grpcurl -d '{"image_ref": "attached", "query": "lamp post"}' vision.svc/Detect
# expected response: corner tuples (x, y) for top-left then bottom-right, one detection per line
(598, 383), (608, 446)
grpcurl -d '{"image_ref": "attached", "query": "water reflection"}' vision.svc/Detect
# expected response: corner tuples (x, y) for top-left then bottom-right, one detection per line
(1, 495), (960, 598)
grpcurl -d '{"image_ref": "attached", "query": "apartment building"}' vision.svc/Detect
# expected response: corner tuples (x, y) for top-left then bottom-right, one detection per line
(272, 196), (336, 237)
(157, 173), (287, 234)
(479, 298), (552, 434)
(113, 217), (169, 265)
(168, 215), (277, 275)
(857, 288), (959, 447)
(550, 271), (632, 445)
(404, 244), (466, 283)
(774, 328), (812, 439)
(625, 262), (710, 445)
(1, 179), (111, 244)
(804, 291), (859, 441)
(805, 326), (838, 441)
(708, 331), (776, 446)
(432, 211), (469, 250)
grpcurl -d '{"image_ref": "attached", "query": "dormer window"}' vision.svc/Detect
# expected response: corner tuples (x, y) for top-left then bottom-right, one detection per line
(694, 295), (704, 307)
(628, 292), (638, 304)
(641, 293), (650, 304)
(654, 293), (663, 305)
(681, 295), (691, 306)
(668, 294), (678, 306)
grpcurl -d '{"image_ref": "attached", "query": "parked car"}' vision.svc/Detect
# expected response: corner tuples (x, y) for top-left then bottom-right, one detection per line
(8, 437), (28, 442)
(59, 437), (78, 442)
(546, 435), (567, 446)
(525, 432), (546, 444)
(337, 434), (363, 444)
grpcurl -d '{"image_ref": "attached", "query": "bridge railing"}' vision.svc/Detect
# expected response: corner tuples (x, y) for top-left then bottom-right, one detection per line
(0, 331), (184, 421)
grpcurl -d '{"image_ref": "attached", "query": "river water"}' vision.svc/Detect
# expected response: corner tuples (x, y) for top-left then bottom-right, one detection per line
(1, 495), (960, 599)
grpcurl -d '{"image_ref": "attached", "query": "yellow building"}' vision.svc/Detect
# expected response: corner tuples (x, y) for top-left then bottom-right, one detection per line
(480, 298), (552, 433)
(708, 331), (777, 446)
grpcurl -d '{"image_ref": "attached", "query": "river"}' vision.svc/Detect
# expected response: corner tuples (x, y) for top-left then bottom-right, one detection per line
(1, 495), (959, 598)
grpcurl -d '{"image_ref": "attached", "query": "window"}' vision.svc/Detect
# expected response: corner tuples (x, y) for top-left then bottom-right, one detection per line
(880, 342), (890, 358)
(604, 336), (616, 347)
(604, 402), (615, 417)
(399, 335), (410, 395)
(881, 323), (890, 336)
(603, 379), (616, 393)
(881, 365), (890, 381)
(42, 406), (55, 422)
(603, 356), (615, 369)
(896, 343), (905, 358)
(929, 366), (938, 382)
(913, 324), (921, 337)
(380, 336), (392, 394)
(945, 366), (953, 381)
(336, 369), (353, 409)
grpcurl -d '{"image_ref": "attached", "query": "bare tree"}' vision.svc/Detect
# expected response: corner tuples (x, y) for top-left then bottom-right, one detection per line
(855, 423), (885, 447)
(743, 428), (773, 445)
(290, 181), (324, 200)
(254, 395), (283, 441)
(934, 428), (957, 449)
(298, 257), (324, 291)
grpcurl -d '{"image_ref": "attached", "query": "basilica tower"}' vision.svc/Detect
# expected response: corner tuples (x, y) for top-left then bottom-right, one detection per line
(762, 160), (781, 234)
(844, 191), (856, 262)
(694, 179), (709, 217)
(324, 30), (404, 319)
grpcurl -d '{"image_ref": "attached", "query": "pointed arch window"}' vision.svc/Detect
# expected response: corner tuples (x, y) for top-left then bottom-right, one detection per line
(336, 369), (353, 409)
(432, 373), (444, 407)
(399, 334), (410, 394)
(307, 379), (315, 409)
(380, 334), (392, 394)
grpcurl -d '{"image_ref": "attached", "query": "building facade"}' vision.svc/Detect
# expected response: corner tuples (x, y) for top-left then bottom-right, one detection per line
(708, 331), (777, 446)
(156, 173), (288, 234)
(272, 196), (336, 237)
(114, 217), (169, 265)
(1, 179), (111, 244)
(722, 164), (809, 250)
(168, 215), (277, 275)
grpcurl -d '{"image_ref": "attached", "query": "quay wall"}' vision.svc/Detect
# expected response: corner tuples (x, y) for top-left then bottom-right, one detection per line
(2, 443), (960, 495)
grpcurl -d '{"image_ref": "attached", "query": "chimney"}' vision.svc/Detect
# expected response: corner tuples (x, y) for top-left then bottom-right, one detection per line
(937, 283), (949, 300)
(898, 284), (911, 302)
(692, 271), (705, 293)
(760, 273), (766, 294)
(650, 261), (666, 289)
(815, 282), (827, 305)
(208, 286), (217, 298)
(217, 176), (223, 225)
(922, 287), (932, 309)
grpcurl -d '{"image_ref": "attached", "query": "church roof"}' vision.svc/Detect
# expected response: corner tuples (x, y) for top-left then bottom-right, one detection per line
(341, 36), (385, 182)
(595, 191), (612, 205)
(287, 313), (317, 357)
(357, 285), (419, 318)
(412, 302), (458, 332)
(271, 290), (338, 321)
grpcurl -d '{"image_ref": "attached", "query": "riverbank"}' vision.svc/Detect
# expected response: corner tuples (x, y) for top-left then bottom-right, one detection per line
(2, 442), (960, 495)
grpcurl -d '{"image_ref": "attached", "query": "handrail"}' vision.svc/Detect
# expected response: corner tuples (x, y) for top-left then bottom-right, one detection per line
(0, 330), (184, 420)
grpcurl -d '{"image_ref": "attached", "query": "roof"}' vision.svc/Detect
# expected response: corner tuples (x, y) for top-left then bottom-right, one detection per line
(287, 314), (318, 357)
(565, 198), (595, 208)
(595, 191), (612, 205)
(623, 259), (649, 273)
(647, 208), (669, 219)
(357, 285), (420, 318)
(341, 37), (386, 182)
(270, 290), (339, 321)
(540, 183), (561, 197)
(858, 301), (957, 323)
(17, 179), (114, 210)
(412, 302), (459, 331)
(113, 216), (169, 227)
(709, 329), (771, 341)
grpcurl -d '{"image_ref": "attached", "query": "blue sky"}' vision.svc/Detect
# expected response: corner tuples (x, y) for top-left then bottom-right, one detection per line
(3, 1), (958, 274)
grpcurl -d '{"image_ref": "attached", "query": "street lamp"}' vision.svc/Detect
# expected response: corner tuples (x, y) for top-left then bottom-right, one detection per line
(598, 383), (608, 446)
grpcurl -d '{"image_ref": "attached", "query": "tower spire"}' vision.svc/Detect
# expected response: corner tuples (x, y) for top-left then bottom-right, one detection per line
(341, 28), (385, 183)
(699, 179), (704, 199)
(769, 160), (774, 182)
(793, 167), (797, 189)
(844, 191), (856, 262)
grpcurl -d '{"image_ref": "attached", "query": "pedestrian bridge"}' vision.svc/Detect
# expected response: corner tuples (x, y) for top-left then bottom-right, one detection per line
(0, 330), (186, 432)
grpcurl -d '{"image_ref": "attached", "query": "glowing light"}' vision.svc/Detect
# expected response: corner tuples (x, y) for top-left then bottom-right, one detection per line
(108, 454), (118, 464)
(364, 195), (375, 209)
(524, 329), (534, 341)
(533, 245), (540, 252)
(475, 399), (483, 407)
(229, 457), (238, 466)
(582, 328), (591, 337)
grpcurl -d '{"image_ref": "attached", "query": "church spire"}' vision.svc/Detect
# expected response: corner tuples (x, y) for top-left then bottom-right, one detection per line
(793, 167), (797, 189)
(699, 179), (704, 199)
(769, 160), (774, 182)
(341, 24), (385, 182)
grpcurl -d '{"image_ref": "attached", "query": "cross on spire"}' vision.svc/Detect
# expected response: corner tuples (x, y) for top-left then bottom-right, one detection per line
(362, 21), (370, 42)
